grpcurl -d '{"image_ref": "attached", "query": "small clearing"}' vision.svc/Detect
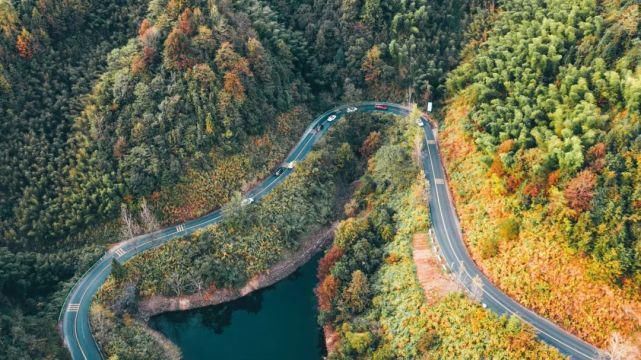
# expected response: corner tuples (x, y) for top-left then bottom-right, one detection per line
(412, 232), (459, 304)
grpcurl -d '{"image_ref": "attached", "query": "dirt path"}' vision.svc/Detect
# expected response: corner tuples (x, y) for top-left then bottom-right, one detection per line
(412, 232), (458, 304)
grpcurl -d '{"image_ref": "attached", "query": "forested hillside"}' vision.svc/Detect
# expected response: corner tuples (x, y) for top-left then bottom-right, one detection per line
(267, 0), (482, 102)
(315, 110), (561, 359)
(0, 0), (146, 249)
(8, 0), (639, 358)
(0, 0), (483, 357)
(443, 0), (641, 351)
(91, 112), (391, 359)
(0, 0), (148, 357)
(1, 0), (315, 357)
(1, 0), (482, 253)
(2, 0), (316, 251)
(1, 0), (484, 357)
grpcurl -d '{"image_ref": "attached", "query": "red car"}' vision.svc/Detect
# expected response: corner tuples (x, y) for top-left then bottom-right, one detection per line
(374, 104), (388, 110)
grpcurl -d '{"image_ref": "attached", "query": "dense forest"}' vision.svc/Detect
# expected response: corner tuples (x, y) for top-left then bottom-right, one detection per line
(442, 0), (641, 352)
(3, 0), (640, 358)
(315, 109), (560, 359)
(448, 0), (641, 285)
(1, 0), (316, 357)
(91, 112), (388, 358)
(0, 0), (149, 357)
(1, 0), (482, 357)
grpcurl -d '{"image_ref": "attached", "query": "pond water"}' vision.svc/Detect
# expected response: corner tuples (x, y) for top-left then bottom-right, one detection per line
(150, 255), (325, 360)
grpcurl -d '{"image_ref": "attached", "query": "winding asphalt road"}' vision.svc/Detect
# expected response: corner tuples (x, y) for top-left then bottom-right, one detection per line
(59, 102), (601, 359)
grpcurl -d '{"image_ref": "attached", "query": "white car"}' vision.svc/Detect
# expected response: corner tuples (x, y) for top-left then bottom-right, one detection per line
(286, 161), (296, 169)
(241, 197), (254, 206)
(327, 114), (337, 122)
(346, 106), (357, 113)
(416, 119), (424, 127)
(482, 303), (487, 309)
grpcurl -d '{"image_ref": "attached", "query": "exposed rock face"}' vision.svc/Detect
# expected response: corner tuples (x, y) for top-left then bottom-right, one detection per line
(138, 223), (337, 319)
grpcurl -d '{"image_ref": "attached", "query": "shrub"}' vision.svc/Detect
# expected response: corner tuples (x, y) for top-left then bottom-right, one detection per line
(479, 236), (499, 259)
(498, 217), (520, 242)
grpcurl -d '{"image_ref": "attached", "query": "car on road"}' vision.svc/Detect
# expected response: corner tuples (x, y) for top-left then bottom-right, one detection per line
(61, 102), (603, 360)
(416, 119), (424, 127)
(346, 106), (357, 113)
(314, 123), (324, 132)
(374, 104), (388, 110)
(327, 114), (337, 122)
(274, 167), (285, 176)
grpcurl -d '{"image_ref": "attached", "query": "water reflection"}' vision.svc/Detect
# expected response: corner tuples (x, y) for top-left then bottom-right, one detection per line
(150, 256), (324, 360)
(201, 292), (263, 333)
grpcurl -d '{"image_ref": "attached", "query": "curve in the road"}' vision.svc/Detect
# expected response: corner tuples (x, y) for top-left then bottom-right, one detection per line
(59, 102), (601, 359)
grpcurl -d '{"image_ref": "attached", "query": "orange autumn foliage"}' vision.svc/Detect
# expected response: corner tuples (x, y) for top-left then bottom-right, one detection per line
(112, 137), (126, 159)
(138, 19), (152, 38)
(163, 9), (200, 71)
(149, 191), (161, 202)
(587, 142), (606, 160)
(318, 246), (344, 281)
(547, 170), (561, 187)
(16, 28), (33, 59)
(276, 106), (307, 136)
(498, 139), (515, 154)
(587, 142), (606, 172)
(439, 96), (641, 349)
(223, 72), (245, 102)
(564, 170), (597, 212)
(505, 174), (522, 193)
(131, 54), (146, 74)
(489, 154), (505, 177)
(362, 46), (383, 83)
(164, 28), (192, 70)
(316, 275), (338, 312)
(177, 8), (194, 36)
(360, 131), (382, 158)
(523, 181), (543, 198)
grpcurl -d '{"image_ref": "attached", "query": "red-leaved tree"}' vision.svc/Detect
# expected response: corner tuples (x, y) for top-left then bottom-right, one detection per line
(564, 170), (597, 212)
(317, 246), (343, 280)
(16, 28), (33, 59)
(315, 275), (338, 312)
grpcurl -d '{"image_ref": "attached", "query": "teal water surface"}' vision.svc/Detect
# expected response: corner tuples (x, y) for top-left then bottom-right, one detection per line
(150, 256), (325, 360)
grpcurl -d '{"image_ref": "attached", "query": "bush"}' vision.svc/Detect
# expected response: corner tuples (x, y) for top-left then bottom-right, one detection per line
(479, 236), (499, 259)
(498, 217), (520, 242)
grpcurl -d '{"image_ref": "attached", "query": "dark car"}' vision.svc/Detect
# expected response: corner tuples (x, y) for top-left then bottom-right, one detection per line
(374, 104), (388, 110)
(274, 167), (285, 176)
(314, 123), (324, 132)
